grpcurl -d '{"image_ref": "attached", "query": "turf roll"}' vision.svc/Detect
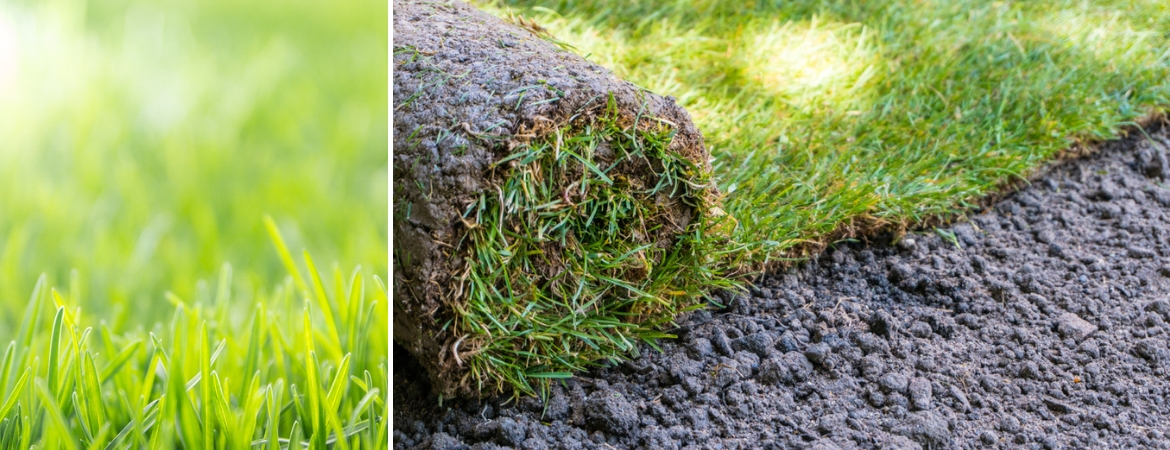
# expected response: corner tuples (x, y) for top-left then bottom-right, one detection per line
(393, 0), (740, 397)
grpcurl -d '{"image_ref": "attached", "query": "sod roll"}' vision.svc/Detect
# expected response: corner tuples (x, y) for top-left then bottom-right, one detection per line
(393, 0), (736, 397)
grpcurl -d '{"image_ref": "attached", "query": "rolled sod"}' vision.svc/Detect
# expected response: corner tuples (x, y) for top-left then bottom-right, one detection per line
(393, 0), (739, 397)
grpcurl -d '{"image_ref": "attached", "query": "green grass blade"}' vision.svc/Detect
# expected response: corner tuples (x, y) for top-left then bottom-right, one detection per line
(82, 352), (108, 437)
(104, 398), (161, 450)
(264, 380), (284, 450)
(200, 324), (214, 450)
(301, 310), (322, 434)
(288, 420), (303, 450)
(346, 388), (379, 428)
(323, 354), (352, 450)
(99, 340), (141, 383)
(34, 379), (77, 450)
(302, 252), (343, 359)
(263, 215), (309, 295)
(324, 354), (350, 413)
(14, 275), (47, 367)
(47, 307), (65, 394)
(238, 373), (263, 449)
(209, 372), (234, 445)
(240, 304), (265, 402)
(0, 342), (15, 397)
(0, 368), (30, 421)
(344, 268), (364, 352)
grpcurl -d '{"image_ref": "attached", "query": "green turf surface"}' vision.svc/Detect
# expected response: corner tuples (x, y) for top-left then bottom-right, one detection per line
(0, 0), (387, 446)
(436, 0), (1170, 395)
(488, 0), (1170, 259)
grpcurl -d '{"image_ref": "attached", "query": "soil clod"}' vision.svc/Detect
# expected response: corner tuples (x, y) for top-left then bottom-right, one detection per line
(1056, 313), (1098, 342)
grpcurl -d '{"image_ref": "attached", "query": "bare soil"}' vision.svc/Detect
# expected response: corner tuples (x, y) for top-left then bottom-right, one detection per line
(393, 122), (1170, 449)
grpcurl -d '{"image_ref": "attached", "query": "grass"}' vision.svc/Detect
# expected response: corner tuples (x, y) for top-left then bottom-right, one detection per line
(0, 0), (388, 446)
(432, 0), (1170, 396)
(0, 0), (388, 321)
(486, 0), (1170, 260)
(452, 96), (744, 396)
(0, 221), (387, 448)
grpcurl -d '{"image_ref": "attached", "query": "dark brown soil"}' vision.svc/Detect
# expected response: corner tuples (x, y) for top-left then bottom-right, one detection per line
(393, 123), (1170, 449)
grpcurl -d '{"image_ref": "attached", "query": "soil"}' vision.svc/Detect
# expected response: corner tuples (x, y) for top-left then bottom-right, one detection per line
(393, 121), (1170, 449)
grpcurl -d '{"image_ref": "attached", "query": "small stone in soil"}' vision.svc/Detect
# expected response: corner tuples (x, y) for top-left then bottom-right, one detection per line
(1145, 299), (1170, 319)
(909, 377), (932, 410)
(1056, 313), (1097, 342)
(1128, 246), (1157, 259)
(880, 372), (910, 394)
(895, 411), (951, 447)
(778, 331), (800, 353)
(999, 416), (1021, 433)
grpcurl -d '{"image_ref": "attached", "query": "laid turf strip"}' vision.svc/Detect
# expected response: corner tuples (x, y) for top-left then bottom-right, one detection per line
(487, 0), (1170, 259)
(393, 120), (1170, 449)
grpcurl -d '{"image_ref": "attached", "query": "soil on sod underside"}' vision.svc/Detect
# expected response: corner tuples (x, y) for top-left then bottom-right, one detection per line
(393, 121), (1170, 449)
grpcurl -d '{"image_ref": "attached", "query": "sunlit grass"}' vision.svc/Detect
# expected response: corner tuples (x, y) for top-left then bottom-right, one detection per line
(487, 0), (1170, 260)
(0, 0), (387, 445)
(1036, 7), (1163, 64)
(0, 221), (387, 447)
(0, 0), (387, 321)
(745, 19), (880, 113)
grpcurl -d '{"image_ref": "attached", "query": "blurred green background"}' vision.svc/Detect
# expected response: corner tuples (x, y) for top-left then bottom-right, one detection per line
(0, 0), (387, 330)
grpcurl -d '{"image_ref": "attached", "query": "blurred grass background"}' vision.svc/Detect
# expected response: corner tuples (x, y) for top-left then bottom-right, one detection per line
(483, 0), (1170, 263)
(0, 0), (388, 329)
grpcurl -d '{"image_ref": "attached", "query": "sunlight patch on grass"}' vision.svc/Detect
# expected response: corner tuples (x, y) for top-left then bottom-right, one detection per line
(1034, 8), (1162, 65)
(744, 19), (880, 114)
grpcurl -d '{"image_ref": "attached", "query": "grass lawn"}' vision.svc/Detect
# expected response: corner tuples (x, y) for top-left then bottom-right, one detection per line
(429, 0), (1170, 396)
(0, 0), (387, 447)
(487, 0), (1170, 259)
